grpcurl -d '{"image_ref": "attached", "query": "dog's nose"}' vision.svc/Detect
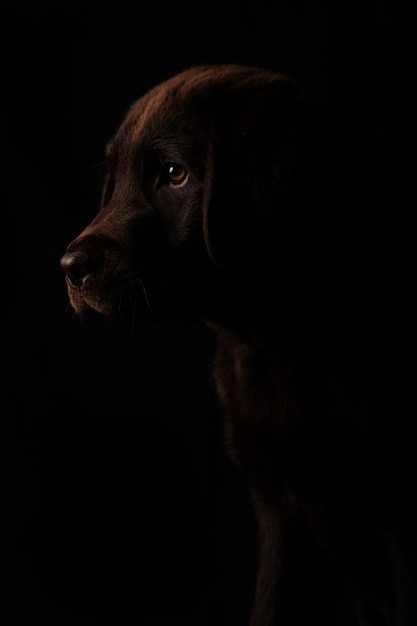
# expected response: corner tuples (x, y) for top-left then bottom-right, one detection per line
(60, 250), (92, 286)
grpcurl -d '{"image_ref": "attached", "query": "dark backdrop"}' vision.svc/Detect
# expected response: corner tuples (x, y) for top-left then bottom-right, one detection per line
(1, 2), (402, 625)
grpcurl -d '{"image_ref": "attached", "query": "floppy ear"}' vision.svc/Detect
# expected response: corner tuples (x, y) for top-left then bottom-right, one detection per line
(200, 75), (362, 298)
(201, 78), (323, 273)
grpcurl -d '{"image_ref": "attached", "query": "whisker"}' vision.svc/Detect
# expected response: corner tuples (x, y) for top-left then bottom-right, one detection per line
(137, 278), (152, 317)
(86, 160), (108, 188)
(88, 160), (107, 174)
(63, 301), (82, 327)
(130, 293), (137, 333)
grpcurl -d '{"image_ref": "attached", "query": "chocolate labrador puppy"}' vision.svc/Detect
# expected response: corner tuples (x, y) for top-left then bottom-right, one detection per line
(60, 65), (415, 625)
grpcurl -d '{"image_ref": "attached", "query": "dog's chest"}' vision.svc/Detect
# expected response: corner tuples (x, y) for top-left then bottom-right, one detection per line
(212, 329), (299, 474)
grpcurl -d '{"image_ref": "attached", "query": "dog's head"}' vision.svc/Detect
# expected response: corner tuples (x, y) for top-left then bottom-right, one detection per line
(60, 64), (346, 327)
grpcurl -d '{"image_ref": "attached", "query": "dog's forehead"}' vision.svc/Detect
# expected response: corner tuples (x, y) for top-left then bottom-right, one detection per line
(107, 78), (206, 159)
(107, 65), (289, 159)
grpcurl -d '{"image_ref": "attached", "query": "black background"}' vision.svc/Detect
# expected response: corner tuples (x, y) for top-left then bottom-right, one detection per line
(1, 2), (404, 625)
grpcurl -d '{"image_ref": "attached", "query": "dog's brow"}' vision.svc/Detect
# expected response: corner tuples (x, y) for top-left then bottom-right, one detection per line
(126, 88), (174, 144)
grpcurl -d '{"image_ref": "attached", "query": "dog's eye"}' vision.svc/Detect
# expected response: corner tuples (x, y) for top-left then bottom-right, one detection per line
(163, 162), (188, 186)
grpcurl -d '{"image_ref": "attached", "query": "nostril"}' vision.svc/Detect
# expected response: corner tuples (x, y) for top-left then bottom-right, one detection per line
(60, 250), (92, 287)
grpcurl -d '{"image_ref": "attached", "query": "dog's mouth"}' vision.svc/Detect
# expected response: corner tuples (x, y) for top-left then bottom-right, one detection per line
(65, 273), (153, 324)
(61, 238), (214, 326)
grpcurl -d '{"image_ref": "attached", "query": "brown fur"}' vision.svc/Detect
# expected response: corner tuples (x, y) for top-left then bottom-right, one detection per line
(61, 65), (415, 625)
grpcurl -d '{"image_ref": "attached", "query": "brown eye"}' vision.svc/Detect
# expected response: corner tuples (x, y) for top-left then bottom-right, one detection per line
(164, 162), (188, 186)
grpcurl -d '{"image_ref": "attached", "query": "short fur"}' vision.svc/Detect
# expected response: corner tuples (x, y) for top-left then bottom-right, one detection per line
(61, 65), (415, 625)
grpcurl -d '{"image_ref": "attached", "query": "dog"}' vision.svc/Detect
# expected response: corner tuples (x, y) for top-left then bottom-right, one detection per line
(60, 65), (415, 625)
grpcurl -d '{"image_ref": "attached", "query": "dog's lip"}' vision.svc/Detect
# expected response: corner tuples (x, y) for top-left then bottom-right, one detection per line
(66, 275), (80, 289)
(66, 272), (95, 290)
(66, 273), (143, 320)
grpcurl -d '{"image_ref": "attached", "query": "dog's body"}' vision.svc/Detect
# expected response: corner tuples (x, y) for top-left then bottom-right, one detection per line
(61, 65), (415, 625)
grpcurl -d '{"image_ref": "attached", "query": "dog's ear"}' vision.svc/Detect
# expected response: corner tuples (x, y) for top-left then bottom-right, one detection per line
(200, 80), (311, 266)
(201, 76), (341, 275)
(200, 70), (387, 324)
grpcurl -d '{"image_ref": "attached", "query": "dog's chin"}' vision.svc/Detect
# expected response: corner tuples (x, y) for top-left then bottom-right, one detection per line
(67, 288), (106, 319)
(66, 273), (207, 326)
(66, 279), (155, 325)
